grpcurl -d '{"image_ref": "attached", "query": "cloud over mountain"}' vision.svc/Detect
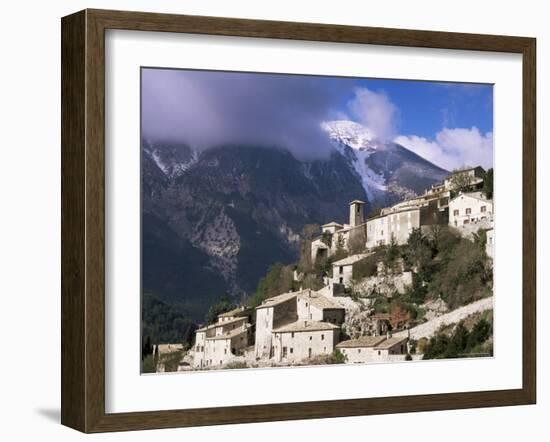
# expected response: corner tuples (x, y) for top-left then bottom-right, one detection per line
(395, 127), (493, 170)
(347, 87), (400, 140)
(141, 69), (350, 160)
(142, 68), (493, 168)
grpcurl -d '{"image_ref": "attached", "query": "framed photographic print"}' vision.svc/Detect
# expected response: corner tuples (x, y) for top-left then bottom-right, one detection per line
(61, 9), (536, 433)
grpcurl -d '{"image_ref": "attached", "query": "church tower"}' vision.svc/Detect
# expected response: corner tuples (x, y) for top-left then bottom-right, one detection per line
(349, 200), (366, 227)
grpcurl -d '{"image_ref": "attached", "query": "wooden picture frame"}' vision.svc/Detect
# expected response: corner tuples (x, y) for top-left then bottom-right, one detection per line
(61, 8), (536, 433)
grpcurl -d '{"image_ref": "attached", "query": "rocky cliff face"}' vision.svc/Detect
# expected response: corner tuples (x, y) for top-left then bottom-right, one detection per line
(141, 121), (448, 321)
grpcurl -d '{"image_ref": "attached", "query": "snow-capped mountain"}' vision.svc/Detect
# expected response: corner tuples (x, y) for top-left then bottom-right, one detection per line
(322, 120), (387, 203)
(322, 120), (448, 205)
(141, 121), (449, 320)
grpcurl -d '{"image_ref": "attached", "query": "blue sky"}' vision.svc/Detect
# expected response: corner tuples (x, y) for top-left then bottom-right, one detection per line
(350, 78), (493, 138)
(142, 68), (494, 170)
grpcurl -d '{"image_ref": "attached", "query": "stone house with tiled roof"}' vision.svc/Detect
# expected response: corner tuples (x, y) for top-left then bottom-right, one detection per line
(336, 334), (409, 363)
(272, 320), (340, 362)
(297, 290), (345, 325)
(449, 192), (493, 228)
(311, 200), (368, 263)
(193, 312), (252, 369)
(331, 253), (371, 288)
(254, 290), (302, 359)
(254, 288), (346, 361)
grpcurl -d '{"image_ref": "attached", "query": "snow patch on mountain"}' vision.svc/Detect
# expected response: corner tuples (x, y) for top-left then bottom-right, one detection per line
(321, 120), (388, 202)
(143, 139), (198, 179)
(151, 149), (198, 179)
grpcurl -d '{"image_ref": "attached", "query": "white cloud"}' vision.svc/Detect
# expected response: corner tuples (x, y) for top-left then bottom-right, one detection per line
(347, 87), (399, 140)
(344, 86), (493, 171)
(395, 127), (493, 171)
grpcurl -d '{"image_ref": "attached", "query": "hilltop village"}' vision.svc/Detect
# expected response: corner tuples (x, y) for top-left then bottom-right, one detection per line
(158, 166), (494, 372)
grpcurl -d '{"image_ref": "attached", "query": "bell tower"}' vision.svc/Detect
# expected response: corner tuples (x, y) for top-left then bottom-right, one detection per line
(349, 200), (366, 227)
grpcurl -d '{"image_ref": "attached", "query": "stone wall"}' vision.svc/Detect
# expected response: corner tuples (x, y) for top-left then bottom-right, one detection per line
(272, 328), (339, 362)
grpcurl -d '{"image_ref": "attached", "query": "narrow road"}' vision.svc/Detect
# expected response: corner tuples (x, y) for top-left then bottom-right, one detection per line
(395, 297), (494, 340)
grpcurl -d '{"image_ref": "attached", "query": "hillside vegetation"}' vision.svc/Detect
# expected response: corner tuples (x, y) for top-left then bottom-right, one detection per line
(251, 225), (493, 332)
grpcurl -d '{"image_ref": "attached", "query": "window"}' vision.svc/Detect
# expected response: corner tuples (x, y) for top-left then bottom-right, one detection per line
(378, 351), (381, 355)
(309, 336), (312, 341)
(481, 205), (486, 213)
(308, 348), (312, 358)
(466, 208), (472, 215)
(358, 349), (361, 353)
(464, 219), (470, 225)
(291, 332), (295, 338)
(224, 348), (227, 354)
(339, 266), (343, 274)
(290, 348), (294, 354)
(453, 209), (459, 216)
(282, 347), (287, 357)
(321, 334), (325, 341)
(339, 277), (343, 284)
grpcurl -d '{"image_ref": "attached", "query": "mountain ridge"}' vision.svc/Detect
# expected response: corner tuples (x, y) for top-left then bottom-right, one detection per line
(141, 120), (448, 321)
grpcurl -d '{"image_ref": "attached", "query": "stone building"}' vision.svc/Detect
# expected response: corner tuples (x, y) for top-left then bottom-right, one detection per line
(254, 288), (346, 361)
(217, 306), (251, 323)
(297, 290), (345, 324)
(312, 166), (487, 258)
(254, 290), (300, 359)
(330, 253), (371, 288)
(271, 320), (340, 362)
(193, 313), (252, 369)
(311, 200), (367, 263)
(336, 334), (408, 363)
(449, 192), (493, 227)
(366, 198), (449, 249)
(444, 166), (485, 191)
(373, 335), (409, 360)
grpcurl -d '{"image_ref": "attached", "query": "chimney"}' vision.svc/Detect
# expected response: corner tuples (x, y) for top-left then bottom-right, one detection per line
(386, 330), (392, 340)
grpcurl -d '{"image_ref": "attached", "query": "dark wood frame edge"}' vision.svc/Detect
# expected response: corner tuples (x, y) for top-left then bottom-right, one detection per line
(61, 8), (536, 433)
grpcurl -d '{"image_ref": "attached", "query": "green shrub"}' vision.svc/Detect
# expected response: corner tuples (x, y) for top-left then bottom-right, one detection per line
(250, 263), (294, 307)
(141, 293), (196, 350)
(423, 317), (493, 360)
(428, 237), (492, 309)
(352, 255), (378, 279)
(160, 349), (184, 372)
(141, 354), (157, 373)
(332, 349), (347, 364)
(205, 292), (235, 325)
(224, 361), (248, 369)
